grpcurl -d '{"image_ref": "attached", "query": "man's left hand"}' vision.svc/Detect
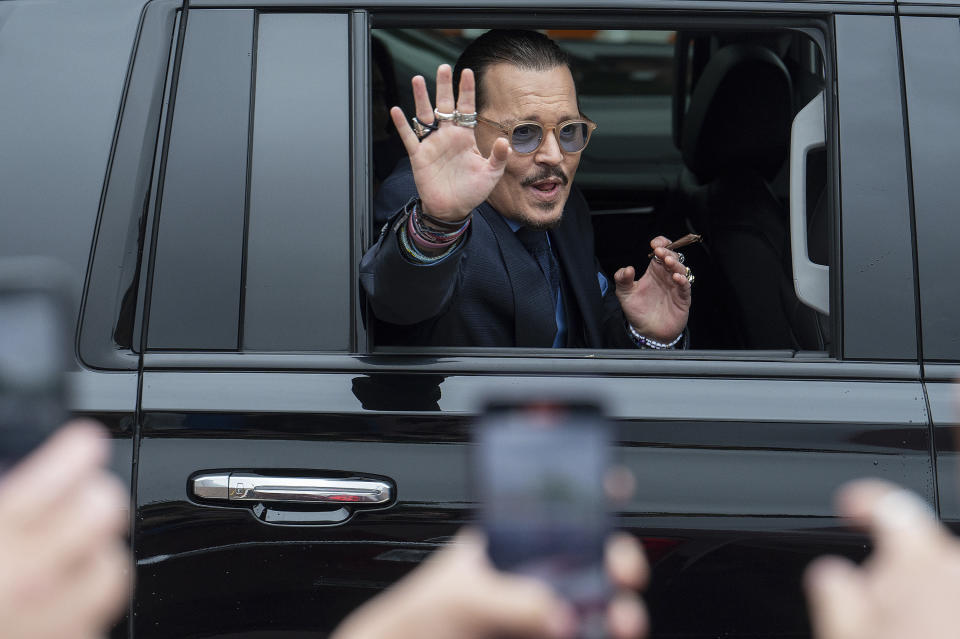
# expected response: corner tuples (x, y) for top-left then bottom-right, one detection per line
(614, 236), (692, 343)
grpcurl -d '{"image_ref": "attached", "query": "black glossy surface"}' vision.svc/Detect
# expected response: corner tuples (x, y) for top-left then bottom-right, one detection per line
(835, 14), (918, 361)
(244, 12), (352, 351)
(80, 0), (177, 370)
(136, 361), (930, 637)
(901, 17), (960, 362)
(148, 9), (253, 350)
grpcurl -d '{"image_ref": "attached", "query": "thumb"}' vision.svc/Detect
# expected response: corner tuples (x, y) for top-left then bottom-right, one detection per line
(614, 267), (636, 295)
(488, 137), (511, 172)
(804, 556), (869, 639)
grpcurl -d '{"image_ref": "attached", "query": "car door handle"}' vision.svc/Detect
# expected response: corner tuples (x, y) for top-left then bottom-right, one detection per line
(192, 473), (393, 505)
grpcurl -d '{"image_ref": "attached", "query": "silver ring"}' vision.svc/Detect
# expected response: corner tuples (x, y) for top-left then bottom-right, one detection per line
(411, 117), (438, 140)
(676, 252), (685, 264)
(434, 108), (456, 122)
(454, 110), (477, 128)
(685, 267), (695, 284)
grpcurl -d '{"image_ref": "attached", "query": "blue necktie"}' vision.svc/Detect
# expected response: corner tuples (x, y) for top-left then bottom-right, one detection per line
(515, 228), (560, 314)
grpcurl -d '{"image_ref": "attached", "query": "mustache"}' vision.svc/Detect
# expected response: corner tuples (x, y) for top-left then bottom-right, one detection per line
(521, 166), (568, 188)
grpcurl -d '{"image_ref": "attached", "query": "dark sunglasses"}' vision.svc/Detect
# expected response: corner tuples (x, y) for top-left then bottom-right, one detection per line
(476, 115), (598, 155)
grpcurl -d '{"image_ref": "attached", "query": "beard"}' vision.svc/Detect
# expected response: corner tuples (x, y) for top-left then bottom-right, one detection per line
(515, 166), (569, 230)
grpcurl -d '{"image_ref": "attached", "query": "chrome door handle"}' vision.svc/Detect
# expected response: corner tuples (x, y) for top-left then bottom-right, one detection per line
(192, 473), (393, 505)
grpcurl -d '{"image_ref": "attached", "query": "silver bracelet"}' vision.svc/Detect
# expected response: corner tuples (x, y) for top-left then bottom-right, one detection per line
(626, 323), (683, 350)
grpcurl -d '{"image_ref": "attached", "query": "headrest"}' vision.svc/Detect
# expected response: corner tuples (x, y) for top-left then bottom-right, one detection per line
(681, 44), (793, 183)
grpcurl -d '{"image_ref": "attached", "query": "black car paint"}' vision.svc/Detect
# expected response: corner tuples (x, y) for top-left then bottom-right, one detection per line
(3, 0), (960, 637)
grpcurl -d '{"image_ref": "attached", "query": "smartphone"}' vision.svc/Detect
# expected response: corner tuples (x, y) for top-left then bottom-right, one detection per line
(474, 400), (612, 638)
(0, 260), (72, 473)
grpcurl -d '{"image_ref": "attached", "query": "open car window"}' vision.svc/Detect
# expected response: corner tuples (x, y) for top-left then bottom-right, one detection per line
(370, 26), (831, 354)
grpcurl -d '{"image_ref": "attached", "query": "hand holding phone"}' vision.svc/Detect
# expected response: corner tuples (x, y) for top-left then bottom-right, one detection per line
(475, 401), (613, 638)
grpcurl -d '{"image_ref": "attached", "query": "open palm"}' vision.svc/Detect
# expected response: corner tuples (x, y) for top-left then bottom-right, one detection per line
(391, 65), (510, 222)
(614, 237), (692, 342)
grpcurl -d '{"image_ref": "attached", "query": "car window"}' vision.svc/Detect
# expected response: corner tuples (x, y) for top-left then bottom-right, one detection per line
(900, 16), (960, 362)
(147, 9), (351, 352)
(370, 26), (832, 354)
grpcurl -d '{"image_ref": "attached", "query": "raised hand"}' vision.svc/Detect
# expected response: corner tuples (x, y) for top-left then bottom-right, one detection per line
(614, 237), (692, 343)
(390, 64), (511, 222)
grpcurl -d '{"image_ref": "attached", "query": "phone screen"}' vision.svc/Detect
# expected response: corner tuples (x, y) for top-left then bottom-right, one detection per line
(0, 290), (68, 471)
(475, 402), (611, 637)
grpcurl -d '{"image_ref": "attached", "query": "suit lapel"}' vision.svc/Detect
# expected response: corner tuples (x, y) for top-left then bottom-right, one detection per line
(549, 203), (606, 349)
(476, 204), (557, 347)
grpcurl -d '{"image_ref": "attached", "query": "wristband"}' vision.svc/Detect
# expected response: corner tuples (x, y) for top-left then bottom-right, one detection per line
(626, 323), (683, 350)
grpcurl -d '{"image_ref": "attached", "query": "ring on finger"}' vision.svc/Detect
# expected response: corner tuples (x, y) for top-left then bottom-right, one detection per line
(685, 267), (695, 284)
(454, 110), (477, 128)
(676, 252), (685, 264)
(411, 117), (438, 140)
(434, 107), (456, 122)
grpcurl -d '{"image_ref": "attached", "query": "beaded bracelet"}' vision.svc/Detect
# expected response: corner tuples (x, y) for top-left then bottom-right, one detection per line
(398, 222), (460, 264)
(412, 202), (470, 244)
(626, 322), (683, 350)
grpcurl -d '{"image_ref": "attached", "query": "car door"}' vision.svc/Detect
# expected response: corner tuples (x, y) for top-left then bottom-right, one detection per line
(898, 9), (960, 526)
(132, 3), (931, 639)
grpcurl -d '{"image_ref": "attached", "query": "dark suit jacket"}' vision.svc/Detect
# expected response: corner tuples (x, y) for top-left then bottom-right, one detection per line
(360, 160), (635, 349)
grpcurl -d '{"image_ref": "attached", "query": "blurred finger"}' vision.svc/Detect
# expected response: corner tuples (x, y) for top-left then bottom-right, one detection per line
(38, 473), (128, 575)
(836, 480), (942, 556)
(57, 540), (130, 637)
(605, 533), (648, 590)
(607, 591), (648, 639)
(457, 68), (476, 115)
(411, 75), (434, 124)
(0, 421), (109, 528)
(435, 64), (455, 116)
(804, 556), (870, 639)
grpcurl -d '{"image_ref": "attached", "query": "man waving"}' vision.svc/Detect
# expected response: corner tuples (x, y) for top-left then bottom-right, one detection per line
(360, 29), (692, 349)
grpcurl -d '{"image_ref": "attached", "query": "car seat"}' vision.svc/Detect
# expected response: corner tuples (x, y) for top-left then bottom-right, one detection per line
(679, 42), (827, 350)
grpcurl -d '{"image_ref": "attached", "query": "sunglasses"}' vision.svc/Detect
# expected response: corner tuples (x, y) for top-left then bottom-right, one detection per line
(476, 115), (598, 155)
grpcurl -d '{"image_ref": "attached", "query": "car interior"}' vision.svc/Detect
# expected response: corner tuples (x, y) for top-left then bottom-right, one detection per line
(370, 26), (830, 353)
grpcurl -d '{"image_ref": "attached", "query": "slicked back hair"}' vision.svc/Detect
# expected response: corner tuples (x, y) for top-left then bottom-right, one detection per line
(453, 29), (573, 113)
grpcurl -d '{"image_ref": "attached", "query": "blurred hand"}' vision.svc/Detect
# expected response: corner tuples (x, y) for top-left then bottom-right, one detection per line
(0, 421), (130, 639)
(331, 528), (648, 639)
(805, 479), (960, 639)
(390, 64), (511, 222)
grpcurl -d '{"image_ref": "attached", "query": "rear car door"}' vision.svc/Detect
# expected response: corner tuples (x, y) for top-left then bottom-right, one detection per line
(898, 7), (960, 525)
(132, 3), (931, 638)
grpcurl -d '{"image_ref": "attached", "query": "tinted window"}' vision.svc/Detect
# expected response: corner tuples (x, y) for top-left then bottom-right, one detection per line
(148, 9), (252, 350)
(148, 10), (351, 352)
(901, 16), (960, 361)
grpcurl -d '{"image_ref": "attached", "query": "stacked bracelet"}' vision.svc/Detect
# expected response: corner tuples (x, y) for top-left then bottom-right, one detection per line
(405, 198), (470, 254)
(398, 222), (457, 263)
(626, 322), (683, 350)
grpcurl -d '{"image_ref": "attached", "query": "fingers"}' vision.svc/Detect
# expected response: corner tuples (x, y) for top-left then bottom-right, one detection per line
(488, 137), (511, 171)
(391, 106), (421, 156)
(614, 266), (637, 295)
(457, 68), (476, 115)
(435, 64), (455, 116)
(605, 533), (649, 591)
(607, 591), (649, 639)
(0, 421), (110, 528)
(412, 74), (434, 124)
(804, 556), (870, 639)
(37, 472), (128, 577)
(54, 540), (131, 637)
(835, 480), (943, 557)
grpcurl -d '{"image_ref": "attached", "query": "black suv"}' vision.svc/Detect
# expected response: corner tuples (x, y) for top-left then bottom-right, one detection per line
(2, 0), (959, 637)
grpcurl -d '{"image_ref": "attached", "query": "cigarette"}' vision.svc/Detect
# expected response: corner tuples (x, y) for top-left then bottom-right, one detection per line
(648, 234), (702, 259)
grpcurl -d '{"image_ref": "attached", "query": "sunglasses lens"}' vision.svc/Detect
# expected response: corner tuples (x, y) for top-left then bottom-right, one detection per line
(558, 122), (589, 152)
(511, 123), (543, 153)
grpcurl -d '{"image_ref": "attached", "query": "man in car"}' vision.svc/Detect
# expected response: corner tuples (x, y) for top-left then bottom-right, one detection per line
(360, 29), (692, 349)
